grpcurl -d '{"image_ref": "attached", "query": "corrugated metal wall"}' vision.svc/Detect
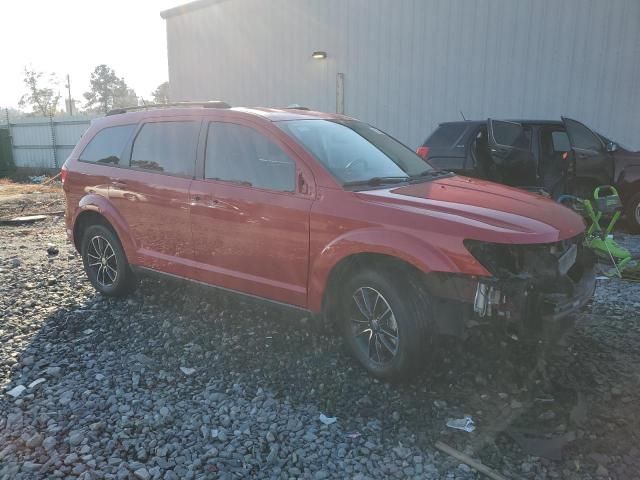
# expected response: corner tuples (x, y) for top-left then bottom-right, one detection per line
(165, 0), (640, 149)
(0, 116), (96, 169)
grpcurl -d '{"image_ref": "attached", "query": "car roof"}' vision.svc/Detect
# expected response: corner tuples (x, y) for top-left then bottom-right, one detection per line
(438, 119), (564, 127)
(93, 105), (352, 128)
(235, 107), (352, 121)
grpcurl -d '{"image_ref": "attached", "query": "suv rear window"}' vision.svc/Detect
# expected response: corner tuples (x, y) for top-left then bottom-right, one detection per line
(79, 124), (136, 164)
(425, 124), (466, 148)
(130, 121), (199, 176)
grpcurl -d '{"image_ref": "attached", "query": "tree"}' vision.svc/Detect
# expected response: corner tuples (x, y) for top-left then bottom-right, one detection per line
(83, 64), (138, 114)
(151, 81), (170, 104)
(1, 107), (26, 120)
(18, 68), (61, 117)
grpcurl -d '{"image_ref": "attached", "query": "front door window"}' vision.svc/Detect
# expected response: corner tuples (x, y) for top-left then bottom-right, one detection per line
(205, 122), (296, 192)
(562, 118), (603, 152)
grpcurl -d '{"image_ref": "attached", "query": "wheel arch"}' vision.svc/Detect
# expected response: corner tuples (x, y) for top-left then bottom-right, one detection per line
(73, 210), (113, 250)
(319, 252), (428, 318)
(72, 195), (136, 261)
(623, 189), (640, 232)
(308, 228), (469, 313)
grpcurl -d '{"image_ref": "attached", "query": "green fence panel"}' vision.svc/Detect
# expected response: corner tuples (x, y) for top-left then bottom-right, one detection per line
(0, 128), (15, 177)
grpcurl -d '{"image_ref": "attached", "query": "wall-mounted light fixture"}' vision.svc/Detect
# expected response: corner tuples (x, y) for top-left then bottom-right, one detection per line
(312, 51), (327, 60)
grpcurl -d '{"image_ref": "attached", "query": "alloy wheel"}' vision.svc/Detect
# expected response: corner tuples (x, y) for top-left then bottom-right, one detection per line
(350, 286), (399, 365)
(86, 235), (118, 287)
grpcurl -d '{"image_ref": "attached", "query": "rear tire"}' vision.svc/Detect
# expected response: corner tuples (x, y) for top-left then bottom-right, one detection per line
(625, 193), (640, 233)
(81, 224), (135, 297)
(339, 267), (432, 381)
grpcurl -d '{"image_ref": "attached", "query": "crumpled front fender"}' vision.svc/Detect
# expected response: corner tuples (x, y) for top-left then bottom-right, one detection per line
(307, 227), (486, 312)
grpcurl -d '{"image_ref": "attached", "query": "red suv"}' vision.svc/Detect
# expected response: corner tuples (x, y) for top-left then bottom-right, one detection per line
(62, 103), (596, 380)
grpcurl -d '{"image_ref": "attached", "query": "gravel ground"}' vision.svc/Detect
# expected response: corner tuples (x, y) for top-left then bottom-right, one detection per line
(1, 186), (640, 479)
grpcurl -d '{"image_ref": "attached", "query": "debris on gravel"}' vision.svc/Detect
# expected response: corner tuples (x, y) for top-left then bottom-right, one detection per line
(1, 190), (640, 479)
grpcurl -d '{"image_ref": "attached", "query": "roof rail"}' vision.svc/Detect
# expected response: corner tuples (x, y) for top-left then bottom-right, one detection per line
(284, 104), (310, 111)
(106, 101), (231, 116)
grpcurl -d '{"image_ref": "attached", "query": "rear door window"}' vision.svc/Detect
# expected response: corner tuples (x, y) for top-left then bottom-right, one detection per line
(130, 121), (200, 176)
(425, 124), (467, 148)
(205, 122), (296, 192)
(79, 124), (136, 165)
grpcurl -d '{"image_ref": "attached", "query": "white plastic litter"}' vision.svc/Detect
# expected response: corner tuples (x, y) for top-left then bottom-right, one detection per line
(180, 367), (196, 375)
(7, 385), (26, 398)
(319, 413), (337, 425)
(28, 378), (46, 389)
(446, 415), (476, 433)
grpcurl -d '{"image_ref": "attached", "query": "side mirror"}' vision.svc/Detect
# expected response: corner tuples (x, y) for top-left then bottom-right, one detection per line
(606, 141), (618, 153)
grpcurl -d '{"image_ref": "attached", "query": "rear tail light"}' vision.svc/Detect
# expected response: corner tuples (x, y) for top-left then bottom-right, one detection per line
(60, 165), (69, 184)
(416, 146), (430, 159)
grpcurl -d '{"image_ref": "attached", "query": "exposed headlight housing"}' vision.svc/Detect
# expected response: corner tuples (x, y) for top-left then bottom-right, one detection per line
(463, 238), (580, 279)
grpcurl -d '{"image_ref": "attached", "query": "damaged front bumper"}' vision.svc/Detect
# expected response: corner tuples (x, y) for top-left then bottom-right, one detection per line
(427, 235), (596, 337)
(472, 261), (596, 328)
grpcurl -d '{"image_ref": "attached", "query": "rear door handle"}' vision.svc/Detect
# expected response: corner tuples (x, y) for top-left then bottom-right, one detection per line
(191, 195), (219, 207)
(192, 195), (218, 203)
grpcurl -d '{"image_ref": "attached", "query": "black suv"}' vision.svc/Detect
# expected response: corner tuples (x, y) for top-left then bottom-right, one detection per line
(418, 118), (640, 231)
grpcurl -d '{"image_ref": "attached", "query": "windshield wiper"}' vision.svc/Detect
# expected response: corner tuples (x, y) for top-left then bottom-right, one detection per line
(342, 176), (410, 187)
(410, 169), (449, 179)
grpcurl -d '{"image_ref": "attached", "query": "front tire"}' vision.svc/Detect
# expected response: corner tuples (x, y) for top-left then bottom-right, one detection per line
(81, 224), (135, 297)
(625, 193), (640, 233)
(339, 268), (432, 381)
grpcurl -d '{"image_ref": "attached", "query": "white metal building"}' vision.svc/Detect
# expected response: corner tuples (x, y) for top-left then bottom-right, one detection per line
(161, 0), (640, 149)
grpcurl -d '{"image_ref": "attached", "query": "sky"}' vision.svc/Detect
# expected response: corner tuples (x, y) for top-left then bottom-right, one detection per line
(0, 0), (186, 110)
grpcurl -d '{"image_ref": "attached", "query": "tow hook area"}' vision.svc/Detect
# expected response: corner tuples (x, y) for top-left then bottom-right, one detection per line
(473, 282), (513, 319)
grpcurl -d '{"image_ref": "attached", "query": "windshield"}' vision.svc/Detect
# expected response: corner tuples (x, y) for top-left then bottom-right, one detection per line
(277, 119), (434, 185)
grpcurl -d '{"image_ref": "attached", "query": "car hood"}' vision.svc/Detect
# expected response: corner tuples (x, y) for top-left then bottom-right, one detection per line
(357, 175), (585, 244)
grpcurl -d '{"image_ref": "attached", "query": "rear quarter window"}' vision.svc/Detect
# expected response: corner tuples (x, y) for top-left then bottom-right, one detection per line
(425, 124), (467, 148)
(79, 124), (136, 165)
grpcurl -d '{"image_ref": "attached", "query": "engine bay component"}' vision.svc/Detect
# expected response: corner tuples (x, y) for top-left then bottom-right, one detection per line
(465, 234), (596, 334)
(473, 282), (501, 317)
